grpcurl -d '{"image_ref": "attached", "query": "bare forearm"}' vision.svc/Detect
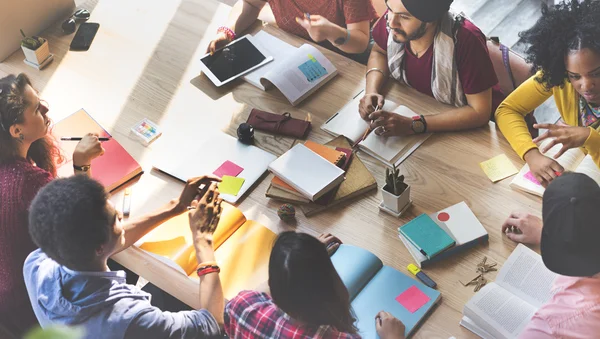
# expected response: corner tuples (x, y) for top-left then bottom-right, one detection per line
(195, 241), (225, 325)
(328, 24), (369, 54)
(227, 0), (263, 35)
(366, 49), (389, 94)
(426, 105), (489, 133)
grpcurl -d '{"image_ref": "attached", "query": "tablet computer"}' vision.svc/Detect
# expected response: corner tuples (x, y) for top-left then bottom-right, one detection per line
(199, 34), (273, 87)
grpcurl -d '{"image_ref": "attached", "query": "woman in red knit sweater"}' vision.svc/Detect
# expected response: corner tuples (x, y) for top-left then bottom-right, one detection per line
(0, 73), (104, 336)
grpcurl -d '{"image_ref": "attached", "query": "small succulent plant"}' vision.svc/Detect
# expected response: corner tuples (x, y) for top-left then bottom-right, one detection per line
(20, 29), (45, 50)
(385, 164), (408, 196)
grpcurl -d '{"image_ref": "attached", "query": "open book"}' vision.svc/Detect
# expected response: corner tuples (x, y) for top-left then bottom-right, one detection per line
(461, 244), (557, 339)
(135, 203), (277, 299)
(331, 245), (441, 338)
(322, 90), (431, 166)
(243, 31), (337, 106)
(511, 138), (600, 197)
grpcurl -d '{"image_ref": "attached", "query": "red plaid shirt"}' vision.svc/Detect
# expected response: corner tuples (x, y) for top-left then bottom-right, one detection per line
(224, 290), (362, 339)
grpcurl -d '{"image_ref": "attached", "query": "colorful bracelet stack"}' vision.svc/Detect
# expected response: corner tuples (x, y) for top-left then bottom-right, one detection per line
(196, 261), (221, 277)
(217, 26), (236, 41)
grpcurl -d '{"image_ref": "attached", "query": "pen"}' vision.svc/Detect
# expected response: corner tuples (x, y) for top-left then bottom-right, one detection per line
(352, 104), (380, 148)
(305, 12), (311, 21)
(407, 263), (437, 289)
(122, 187), (132, 217)
(61, 137), (110, 141)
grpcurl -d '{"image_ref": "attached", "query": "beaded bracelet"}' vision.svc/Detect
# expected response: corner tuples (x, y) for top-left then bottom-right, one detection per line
(217, 26), (236, 41)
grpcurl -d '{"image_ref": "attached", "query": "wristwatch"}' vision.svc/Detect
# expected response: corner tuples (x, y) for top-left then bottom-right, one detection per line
(411, 115), (427, 134)
(73, 164), (91, 172)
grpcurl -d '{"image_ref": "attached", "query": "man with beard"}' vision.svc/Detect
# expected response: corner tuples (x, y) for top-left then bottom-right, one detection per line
(358, 0), (504, 137)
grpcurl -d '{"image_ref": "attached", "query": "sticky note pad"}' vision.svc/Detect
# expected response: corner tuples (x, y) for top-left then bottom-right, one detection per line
(395, 285), (430, 313)
(479, 154), (519, 182)
(213, 160), (244, 178)
(219, 175), (245, 196)
(298, 58), (328, 82)
(524, 171), (541, 185)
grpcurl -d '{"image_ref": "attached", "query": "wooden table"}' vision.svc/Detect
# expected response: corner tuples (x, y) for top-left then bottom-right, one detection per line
(0, 0), (543, 337)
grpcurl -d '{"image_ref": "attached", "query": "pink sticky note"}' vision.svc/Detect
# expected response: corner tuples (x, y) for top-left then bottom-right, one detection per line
(213, 161), (244, 178)
(524, 171), (541, 185)
(395, 286), (430, 313)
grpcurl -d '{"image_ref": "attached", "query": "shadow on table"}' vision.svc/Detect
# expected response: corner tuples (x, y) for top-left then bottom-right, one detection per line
(189, 73), (240, 101)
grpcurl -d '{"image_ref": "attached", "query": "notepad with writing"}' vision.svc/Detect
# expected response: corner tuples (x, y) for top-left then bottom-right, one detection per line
(399, 214), (455, 259)
(268, 143), (345, 201)
(53, 109), (143, 192)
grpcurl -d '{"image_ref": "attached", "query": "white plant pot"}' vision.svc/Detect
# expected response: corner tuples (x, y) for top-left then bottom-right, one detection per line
(21, 38), (50, 65)
(381, 184), (411, 213)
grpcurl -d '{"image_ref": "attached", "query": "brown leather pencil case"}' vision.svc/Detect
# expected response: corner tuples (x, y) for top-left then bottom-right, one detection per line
(247, 109), (311, 139)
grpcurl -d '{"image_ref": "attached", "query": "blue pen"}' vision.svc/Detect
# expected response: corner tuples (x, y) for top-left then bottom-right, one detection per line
(305, 12), (311, 21)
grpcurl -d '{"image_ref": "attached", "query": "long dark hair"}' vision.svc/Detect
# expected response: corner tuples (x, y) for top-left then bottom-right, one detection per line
(268, 232), (357, 333)
(0, 74), (63, 176)
(520, 0), (600, 90)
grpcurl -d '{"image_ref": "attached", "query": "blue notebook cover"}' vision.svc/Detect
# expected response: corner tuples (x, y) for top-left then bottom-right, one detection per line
(399, 214), (455, 259)
(331, 245), (441, 338)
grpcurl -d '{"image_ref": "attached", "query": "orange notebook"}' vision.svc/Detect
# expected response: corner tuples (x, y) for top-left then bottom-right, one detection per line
(271, 140), (345, 195)
(53, 109), (143, 192)
(138, 203), (277, 299)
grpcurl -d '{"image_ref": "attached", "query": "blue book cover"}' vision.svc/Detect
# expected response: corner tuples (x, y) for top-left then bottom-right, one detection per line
(399, 214), (455, 259)
(331, 245), (441, 338)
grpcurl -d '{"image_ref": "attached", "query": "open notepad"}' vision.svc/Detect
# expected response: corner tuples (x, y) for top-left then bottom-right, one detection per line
(322, 90), (431, 166)
(331, 245), (441, 338)
(461, 244), (557, 339)
(243, 31), (337, 106)
(135, 203), (277, 299)
(511, 138), (600, 197)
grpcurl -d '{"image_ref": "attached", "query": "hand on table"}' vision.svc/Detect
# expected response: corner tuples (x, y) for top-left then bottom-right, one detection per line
(206, 31), (232, 54)
(295, 14), (335, 43)
(188, 182), (223, 243)
(177, 175), (222, 213)
(359, 93), (385, 121)
(375, 311), (406, 339)
(73, 133), (105, 166)
(317, 233), (341, 256)
(501, 211), (543, 245)
(523, 149), (564, 188)
(533, 123), (590, 159)
(368, 110), (414, 137)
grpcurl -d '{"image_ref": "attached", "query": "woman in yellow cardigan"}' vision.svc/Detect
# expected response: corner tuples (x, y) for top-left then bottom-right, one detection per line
(496, 0), (600, 187)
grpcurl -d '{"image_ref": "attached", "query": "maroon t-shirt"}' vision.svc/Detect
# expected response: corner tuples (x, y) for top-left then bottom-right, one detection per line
(372, 14), (505, 117)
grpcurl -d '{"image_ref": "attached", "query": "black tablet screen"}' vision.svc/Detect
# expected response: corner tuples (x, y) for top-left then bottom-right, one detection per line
(201, 38), (266, 82)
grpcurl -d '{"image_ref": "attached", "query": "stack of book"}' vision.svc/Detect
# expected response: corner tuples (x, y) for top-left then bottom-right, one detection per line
(398, 202), (489, 268)
(266, 136), (377, 216)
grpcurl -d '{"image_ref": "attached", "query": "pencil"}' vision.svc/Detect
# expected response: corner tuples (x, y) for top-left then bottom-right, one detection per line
(352, 104), (380, 148)
(61, 137), (110, 141)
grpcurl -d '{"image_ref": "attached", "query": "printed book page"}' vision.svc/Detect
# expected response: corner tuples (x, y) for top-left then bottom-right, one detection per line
(575, 154), (600, 184)
(463, 282), (538, 339)
(260, 44), (337, 105)
(495, 244), (557, 309)
(242, 31), (298, 90)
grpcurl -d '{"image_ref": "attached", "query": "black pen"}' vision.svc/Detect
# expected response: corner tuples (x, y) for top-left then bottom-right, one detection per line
(61, 137), (110, 141)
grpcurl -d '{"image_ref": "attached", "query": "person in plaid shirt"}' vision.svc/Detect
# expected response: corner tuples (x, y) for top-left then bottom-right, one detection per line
(224, 232), (406, 338)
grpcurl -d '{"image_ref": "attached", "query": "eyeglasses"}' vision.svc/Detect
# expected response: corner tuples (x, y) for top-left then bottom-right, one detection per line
(62, 9), (91, 34)
(0, 99), (49, 132)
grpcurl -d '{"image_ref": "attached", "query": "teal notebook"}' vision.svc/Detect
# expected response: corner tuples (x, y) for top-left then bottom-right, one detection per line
(331, 244), (441, 338)
(399, 214), (455, 259)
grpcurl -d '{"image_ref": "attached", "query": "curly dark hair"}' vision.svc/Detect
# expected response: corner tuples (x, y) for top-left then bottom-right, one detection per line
(29, 176), (113, 269)
(519, 0), (600, 90)
(0, 74), (64, 176)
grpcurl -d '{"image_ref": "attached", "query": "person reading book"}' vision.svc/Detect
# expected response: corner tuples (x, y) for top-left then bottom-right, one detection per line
(496, 0), (600, 187)
(23, 175), (225, 338)
(224, 232), (406, 339)
(206, 0), (378, 64)
(0, 73), (104, 336)
(359, 0), (504, 137)
(501, 173), (600, 338)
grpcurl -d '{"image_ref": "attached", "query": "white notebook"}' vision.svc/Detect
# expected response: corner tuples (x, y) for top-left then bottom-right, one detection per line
(152, 132), (276, 204)
(510, 138), (600, 197)
(268, 144), (346, 201)
(242, 31), (337, 106)
(322, 90), (431, 166)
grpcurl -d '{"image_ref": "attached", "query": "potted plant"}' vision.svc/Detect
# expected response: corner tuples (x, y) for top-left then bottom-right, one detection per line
(20, 29), (51, 67)
(381, 164), (411, 214)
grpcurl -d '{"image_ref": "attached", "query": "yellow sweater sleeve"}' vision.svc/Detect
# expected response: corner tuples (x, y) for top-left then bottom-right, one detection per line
(495, 72), (553, 159)
(584, 126), (600, 167)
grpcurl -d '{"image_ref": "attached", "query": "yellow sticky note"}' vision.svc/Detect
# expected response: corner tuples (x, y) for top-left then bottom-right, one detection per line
(479, 154), (519, 183)
(219, 175), (245, 196)
(308, 54), (317, 62)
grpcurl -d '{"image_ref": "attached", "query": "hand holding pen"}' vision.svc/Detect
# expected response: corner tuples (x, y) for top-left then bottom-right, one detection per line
(352, 104), (380, 148)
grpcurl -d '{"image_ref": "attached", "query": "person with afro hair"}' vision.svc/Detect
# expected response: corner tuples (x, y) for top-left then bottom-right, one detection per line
(496, 0), (600, 188)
